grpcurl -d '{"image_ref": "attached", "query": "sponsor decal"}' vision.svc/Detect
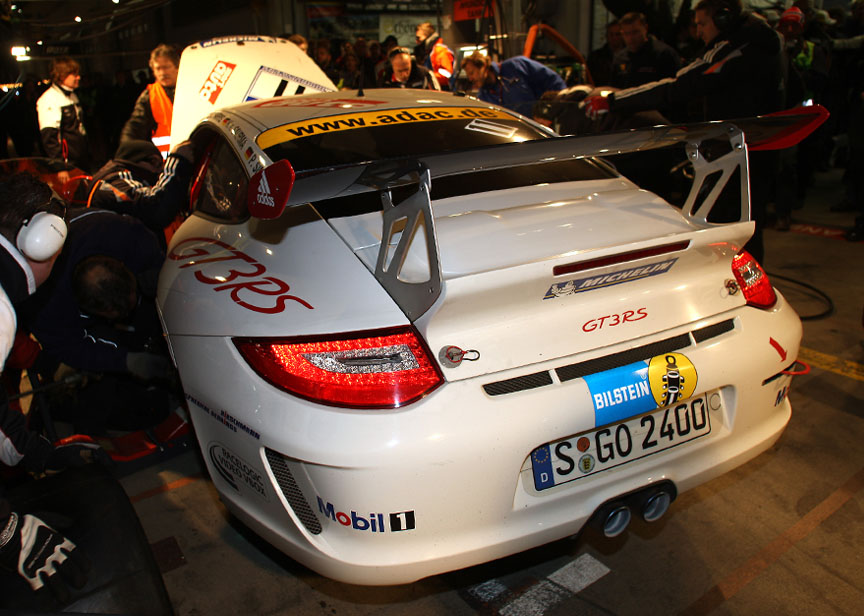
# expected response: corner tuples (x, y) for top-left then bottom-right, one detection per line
(186, 393), (260, 440)
(208, 442), (268, 500)
(775, 385), (789, 406)
(584, 352), (697, 427)
(200, 35), (276, 48)
(316, 497), (415, 533)
(199, 60), (236, 104)
(244, 66), (336, 102)
(257, 106), (514, 149)
(582, 307), (648, 332)
(168, 237), (313, 313)
(253, 96), (386, 109)
(256, 167), (275, 207)
(543, 259), (677, 300)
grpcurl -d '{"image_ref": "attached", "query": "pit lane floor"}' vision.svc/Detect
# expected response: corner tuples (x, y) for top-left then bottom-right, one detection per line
(121, 168), (864, 615)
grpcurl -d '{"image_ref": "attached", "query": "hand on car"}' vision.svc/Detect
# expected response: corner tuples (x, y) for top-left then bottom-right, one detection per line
(581, 95), (610, 121)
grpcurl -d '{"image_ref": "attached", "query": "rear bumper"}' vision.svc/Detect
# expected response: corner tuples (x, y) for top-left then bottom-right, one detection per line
(171, 295), (800, 585)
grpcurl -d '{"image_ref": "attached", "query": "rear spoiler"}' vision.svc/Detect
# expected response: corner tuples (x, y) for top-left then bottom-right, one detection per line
(246, 105), (827, 320)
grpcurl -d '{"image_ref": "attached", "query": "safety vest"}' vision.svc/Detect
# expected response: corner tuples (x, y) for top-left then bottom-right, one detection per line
(148, 82), (173, 158)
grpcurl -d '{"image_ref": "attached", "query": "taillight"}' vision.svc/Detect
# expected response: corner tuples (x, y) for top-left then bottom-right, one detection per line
(731, 251), (776, 309)
(234, 327), (444, 409)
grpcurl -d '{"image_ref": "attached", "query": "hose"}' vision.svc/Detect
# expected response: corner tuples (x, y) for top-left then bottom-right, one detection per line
(768, 272), (835, 320)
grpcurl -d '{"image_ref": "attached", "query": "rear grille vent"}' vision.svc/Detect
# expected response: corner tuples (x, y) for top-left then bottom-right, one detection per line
(482, 318), (735, 397)
(556, 333), (691, 383)
(264, 448), (322, 535)
(483, 371), (553, 396)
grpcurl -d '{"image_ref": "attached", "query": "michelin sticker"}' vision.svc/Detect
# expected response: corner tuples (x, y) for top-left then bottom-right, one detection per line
(584, 352), (697, 427)
(544, 258), (678, 300)
(208, 442), (268, 501)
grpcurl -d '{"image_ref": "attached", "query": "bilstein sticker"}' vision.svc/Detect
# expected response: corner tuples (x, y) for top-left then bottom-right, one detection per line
(208, 442), (268, 500)
(544, 259), (677, 299)
(257, 106), (515, 149)
(584, 352), (698, 427)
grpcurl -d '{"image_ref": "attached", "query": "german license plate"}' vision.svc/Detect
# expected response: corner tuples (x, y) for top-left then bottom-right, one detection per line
(531, 395), (712, 491)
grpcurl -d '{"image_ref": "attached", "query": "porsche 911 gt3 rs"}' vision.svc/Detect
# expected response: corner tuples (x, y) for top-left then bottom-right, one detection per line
(156, 36), (823, 585)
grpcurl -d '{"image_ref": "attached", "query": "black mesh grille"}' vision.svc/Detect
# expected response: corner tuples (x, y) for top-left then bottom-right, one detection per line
(692, 319), (734, 343)
(556, 333), (692, 383)
(264, 448), (322, 535)
(483, 371), (553, 396)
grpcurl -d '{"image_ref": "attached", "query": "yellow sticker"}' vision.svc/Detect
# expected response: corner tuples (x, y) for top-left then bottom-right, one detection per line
(647, 352), (698, 407)
(256, 106), (516, 149)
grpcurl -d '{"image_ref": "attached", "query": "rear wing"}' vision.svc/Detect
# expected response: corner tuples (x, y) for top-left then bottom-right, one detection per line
(248, 105), (827, 321)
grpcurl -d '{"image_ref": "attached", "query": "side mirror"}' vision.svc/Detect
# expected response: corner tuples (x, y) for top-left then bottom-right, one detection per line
(247, 159), (295, 219)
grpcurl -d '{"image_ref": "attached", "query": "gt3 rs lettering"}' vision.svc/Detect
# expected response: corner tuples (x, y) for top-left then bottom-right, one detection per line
(582, 307), (648, 332)
(316, 497), (415, 533)
(168, 237), (313, 313)
(544, 259), (677, 300)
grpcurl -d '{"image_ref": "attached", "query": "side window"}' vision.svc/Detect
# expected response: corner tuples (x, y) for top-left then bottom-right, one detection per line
(192, 133), (249, 222)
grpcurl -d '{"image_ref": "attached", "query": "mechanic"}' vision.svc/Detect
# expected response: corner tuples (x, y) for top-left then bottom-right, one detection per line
(36, 57), (90, 176)
(22, 209), (174, 435)
(0, 173), (108, 603)
(120, 44), (181, 159)
(462, 52), (566, 117)
(86, 139), (194, 246)
(587, 20), (626, 87)
(379, 47), (441, 90)
(315, 39), (341, 86)
(611, 12), (681, 89)
(583, 0), (785, 262)
(414, 22), (455, 90)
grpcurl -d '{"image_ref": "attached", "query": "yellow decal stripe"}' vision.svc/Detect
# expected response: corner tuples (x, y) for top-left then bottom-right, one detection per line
(257, 106), (515, 149)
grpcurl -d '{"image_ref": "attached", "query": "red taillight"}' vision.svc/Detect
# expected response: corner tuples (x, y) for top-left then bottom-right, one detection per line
(732, 251), (776, 309)
(234, 327), (444, 409)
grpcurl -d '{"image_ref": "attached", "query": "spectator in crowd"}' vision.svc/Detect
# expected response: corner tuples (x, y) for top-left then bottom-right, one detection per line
(375, 35), (400, 84)
(85, 139), (194, 246)
(352, 36), (377, 86)
(0, 173), (108, 604)
(414, 22), (455, 90)
(286, 33), (309, 54)
(338, 52), (363, 90)
(612, 12), (681, 89)
(120, 44), (181, 159)
(583, 0), (785, 262)
(23, 208), (174, 435)
(37, 57), (90, 176)
(587, 20), (626, 86)
(462, 51), (566, 117)
(379, 47), (440, 90)
(315, 39), (340, 85)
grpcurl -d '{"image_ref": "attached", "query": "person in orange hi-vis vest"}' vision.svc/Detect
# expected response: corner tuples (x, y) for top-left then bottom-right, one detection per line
(120, 44), (180, 160)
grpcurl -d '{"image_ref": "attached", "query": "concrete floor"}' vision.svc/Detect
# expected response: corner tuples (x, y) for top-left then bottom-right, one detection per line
(120, 167), (864, 616)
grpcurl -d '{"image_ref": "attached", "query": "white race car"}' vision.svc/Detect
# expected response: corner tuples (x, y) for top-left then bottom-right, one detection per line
(157, 37), (824, 585)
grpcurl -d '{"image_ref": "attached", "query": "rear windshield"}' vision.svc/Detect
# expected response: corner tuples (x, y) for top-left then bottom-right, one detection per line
(260, 106), (549, 171)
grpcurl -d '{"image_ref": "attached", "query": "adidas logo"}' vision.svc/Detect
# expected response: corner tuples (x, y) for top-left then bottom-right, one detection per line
(256, 170), (275, 207)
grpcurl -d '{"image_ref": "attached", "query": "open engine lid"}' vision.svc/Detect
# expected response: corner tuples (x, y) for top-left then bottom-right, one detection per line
(170, 35), (337, 149)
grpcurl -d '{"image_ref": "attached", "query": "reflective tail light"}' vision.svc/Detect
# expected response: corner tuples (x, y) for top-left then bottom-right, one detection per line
(732, 251), (776, 309)
(234, 327), (443, 409)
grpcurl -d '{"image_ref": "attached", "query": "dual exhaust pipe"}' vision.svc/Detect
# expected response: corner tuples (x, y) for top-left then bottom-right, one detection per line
(594, 481), (677, 538)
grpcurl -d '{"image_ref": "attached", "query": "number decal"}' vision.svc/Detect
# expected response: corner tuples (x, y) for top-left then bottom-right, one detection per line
(674, 402), (691, 436)
(641, 414), (657, 449)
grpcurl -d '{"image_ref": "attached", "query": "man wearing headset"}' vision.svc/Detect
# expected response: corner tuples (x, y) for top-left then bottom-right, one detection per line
(0, 173), (106, 603)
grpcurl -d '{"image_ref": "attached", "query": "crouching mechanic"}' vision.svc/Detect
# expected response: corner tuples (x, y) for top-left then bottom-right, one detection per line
(86, 139), (194, 245)
(0, 173), (109, 602)
(23, 208), (173, 435)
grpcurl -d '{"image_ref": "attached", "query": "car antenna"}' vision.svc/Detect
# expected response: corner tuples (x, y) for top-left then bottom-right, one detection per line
(357, 63), (365, 97)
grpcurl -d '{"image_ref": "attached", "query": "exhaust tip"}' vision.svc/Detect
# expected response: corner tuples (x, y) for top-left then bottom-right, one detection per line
(602, 505), (631, 538)
(642, 491), (672, 522)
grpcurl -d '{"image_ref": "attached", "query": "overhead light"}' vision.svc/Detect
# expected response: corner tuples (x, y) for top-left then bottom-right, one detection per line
(11, 46), (26, 57)
(75, 16), (82, 23)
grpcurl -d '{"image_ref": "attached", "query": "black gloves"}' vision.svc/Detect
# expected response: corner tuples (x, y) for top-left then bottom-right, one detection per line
(45, 438), (113, 473)
(0, 511), (88, 602)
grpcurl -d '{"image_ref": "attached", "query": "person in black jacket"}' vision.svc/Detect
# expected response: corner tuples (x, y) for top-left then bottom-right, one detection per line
(36, 57), (90, 175)
(378, 47), (440, 90)
(86, 139), (193, 245)
(612, 12), (681, 89)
